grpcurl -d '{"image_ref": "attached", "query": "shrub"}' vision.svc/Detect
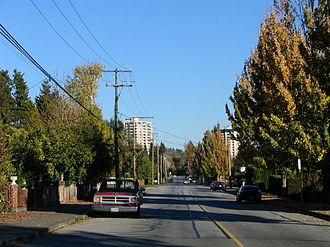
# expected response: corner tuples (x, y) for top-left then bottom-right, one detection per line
(0, 182), (11, 212)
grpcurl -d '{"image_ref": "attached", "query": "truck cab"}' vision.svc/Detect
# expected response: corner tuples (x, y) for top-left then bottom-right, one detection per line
(92, 178), (143, 216)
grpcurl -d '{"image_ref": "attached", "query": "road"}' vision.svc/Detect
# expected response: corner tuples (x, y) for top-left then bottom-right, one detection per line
(15, 176), (330, 247)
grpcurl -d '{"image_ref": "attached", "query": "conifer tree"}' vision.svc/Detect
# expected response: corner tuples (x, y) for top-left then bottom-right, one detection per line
(0, 70), (13, 124)
(11, 70), (34, 127)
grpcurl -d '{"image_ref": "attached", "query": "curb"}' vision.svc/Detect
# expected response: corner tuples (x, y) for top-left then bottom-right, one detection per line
(265, 200), (330, 222)
(0, 215), (89, 247)
(283, 205), (330, 222)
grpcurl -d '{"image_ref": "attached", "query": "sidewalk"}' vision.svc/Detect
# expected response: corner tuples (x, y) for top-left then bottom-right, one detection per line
(262, 194), (330, 221)
(0, 203), (91, 247)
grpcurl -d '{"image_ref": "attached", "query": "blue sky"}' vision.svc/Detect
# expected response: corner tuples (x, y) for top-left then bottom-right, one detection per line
(0, 0), (273, 149)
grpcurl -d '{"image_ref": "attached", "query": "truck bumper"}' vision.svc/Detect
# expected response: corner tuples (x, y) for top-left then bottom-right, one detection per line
(92, 205), (139, 213)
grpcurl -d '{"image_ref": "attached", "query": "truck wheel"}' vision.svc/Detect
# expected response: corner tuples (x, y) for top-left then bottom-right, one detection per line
(133, 206), (141, 218)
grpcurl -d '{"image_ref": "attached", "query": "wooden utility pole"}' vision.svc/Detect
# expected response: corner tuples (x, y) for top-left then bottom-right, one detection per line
(103, 69), (132, 178)
(160, 153), (163, 183)
(151, 143), (155, 184)
(157, 145), (160, 184)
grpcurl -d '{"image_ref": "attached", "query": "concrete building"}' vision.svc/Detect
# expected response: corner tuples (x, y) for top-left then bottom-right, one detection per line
(124, 118), (154, 151)
(220, 126), (240, 159)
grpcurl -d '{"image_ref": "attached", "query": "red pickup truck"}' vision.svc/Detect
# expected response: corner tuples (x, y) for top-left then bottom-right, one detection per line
(92, 178), (143, 217)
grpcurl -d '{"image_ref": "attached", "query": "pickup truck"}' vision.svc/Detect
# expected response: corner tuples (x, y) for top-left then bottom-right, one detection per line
(92, 178), (143, 217)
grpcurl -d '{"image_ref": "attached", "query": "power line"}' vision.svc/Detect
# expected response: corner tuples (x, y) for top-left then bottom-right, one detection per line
(0, 36), (49, 86)
(30, 0), (87, 62)
(51, 0), (116, 68)
(68, 0), (125, 69)
(127, 81), (145, 115)
(119, 111), (198, 145)
(155, 138), (186, 147)
(153, 126), (198, 144)
(129, 72), (149, 115)
(0, 24), (101, 120)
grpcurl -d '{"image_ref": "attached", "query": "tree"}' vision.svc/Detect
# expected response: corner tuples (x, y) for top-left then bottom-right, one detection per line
(65, 63), (114, 184)
(137, 149), (152, 180)
(0, 70), (13, 124)
(11, 70), (34, 127)
(227, 0), (329, 193)
(190, 124), (228, 183)
(185, 141), (196, 175)
(0, 124), (15, 181)
(300, 0), (330, 193)
(66, 63), (104, 112)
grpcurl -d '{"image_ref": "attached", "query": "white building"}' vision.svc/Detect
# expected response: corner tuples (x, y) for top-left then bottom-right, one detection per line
(221, 126), (240, 159)
(124, 118), (154, 151)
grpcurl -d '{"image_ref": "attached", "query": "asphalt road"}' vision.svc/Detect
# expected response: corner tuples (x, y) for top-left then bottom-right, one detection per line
(14, 176), (330, 247)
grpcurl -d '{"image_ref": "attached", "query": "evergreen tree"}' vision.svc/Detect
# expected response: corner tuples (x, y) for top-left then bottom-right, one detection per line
(11, 70), (34, 127)
(0, 70), (13, 124)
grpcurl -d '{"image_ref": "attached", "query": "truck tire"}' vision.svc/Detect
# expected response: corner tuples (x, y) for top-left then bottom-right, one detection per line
(132, 206), (141, 218)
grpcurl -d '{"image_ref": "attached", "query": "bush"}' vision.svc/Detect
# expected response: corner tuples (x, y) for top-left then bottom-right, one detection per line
(0, 182), (11, 212)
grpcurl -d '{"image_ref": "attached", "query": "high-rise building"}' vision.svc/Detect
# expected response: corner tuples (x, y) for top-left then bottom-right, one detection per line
(124, 118), (154, 151)
(221, 126), (240, 158)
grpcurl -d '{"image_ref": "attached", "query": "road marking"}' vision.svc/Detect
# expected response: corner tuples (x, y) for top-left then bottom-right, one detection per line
(187, 189), (244, 247)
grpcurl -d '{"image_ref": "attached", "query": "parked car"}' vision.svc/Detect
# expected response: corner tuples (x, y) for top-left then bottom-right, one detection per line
(92, 178), (143, 217)
(236, 185), (262, 203)
(183, 180), (190, 185)
(210, 181), (226, 191)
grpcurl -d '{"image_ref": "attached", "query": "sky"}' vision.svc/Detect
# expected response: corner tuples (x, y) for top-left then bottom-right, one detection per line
(0, 0), (273, 149)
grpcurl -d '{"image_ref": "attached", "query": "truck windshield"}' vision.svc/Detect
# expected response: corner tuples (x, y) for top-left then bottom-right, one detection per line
(99, 180), (137, 192)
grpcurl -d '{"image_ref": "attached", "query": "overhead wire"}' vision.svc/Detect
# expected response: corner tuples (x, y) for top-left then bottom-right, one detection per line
(155, 138), (185, 147)
(129, 72), (149, 115)
(66, 0), (148, 117)
(67, 0), (125, 69)
(0, 36), (50, 89)
(30, 0), (88, 62)
(119, 111), (197, 145)
(126, 81), (144, 115)
(51, 0), (116, 69)
(0, 24), (101, 120)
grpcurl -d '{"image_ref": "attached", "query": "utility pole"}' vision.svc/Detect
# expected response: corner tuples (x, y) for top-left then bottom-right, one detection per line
(157, 145), (160, 184)
(103, 69), (132, 178)
(151, 143), (155, 184)
(160, 153), (163, 183)
(130, 116), (153, 179)
(164, 156), (167, 182)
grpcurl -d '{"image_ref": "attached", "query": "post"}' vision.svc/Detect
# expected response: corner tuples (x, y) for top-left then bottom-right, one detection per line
(160, 153), (163, 183)
(133, 117), (137, 178)
(298, 158), (303, 204)
(114, 71), (120, 178)
(103, 69), (132, 178)
(157, 146), (160, 184)
(152, 143), (154, 184)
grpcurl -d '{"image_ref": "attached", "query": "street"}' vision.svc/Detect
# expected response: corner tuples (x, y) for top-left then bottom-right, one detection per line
(15, 177), (330, 247)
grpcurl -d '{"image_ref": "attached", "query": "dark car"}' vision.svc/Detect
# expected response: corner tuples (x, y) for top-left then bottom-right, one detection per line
(210, 181), (227, 191)
(236, 185), (262, 203)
